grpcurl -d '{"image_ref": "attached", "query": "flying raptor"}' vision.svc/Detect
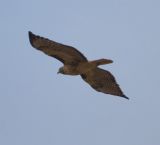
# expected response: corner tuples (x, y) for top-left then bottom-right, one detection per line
(28, 31), (128, 99)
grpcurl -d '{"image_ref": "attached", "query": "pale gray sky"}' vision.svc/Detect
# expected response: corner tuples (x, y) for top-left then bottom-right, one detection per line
(0, 0), (160, 145)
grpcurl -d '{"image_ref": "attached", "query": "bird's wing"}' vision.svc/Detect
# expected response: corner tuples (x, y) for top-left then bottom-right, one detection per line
(28, 31), (87, 65)
(81, 68), (128, 99)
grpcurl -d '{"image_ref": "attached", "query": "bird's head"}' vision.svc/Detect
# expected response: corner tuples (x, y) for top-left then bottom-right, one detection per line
(57, 67), (65, 74)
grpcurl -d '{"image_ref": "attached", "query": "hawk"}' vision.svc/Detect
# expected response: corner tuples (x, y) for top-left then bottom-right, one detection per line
(28, 31), (129, 99)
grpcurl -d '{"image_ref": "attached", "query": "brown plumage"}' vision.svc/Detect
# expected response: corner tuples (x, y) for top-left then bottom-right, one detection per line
(28, 31), (129, 99)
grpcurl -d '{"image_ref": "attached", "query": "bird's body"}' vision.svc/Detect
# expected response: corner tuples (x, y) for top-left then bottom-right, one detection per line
(28, 31), (129, 99)
(61, 60), (111, 75)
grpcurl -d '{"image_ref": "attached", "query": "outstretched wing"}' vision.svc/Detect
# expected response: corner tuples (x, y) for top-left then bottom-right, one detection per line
(81, 68), (128, 99)
(28, 31), (87, 65)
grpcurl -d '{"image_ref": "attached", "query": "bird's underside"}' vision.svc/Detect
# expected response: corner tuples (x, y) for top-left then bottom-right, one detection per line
(28, 31), (129, 99)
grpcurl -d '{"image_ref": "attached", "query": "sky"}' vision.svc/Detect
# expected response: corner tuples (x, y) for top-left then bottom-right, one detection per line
(0, 0), (160, 145)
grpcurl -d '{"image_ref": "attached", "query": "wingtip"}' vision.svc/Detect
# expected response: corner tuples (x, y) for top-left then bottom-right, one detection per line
(122, 95), (129, 100)
(28, 31), (33, 38)
(28, 31), (35, 46)
(28, 31), (33, 37)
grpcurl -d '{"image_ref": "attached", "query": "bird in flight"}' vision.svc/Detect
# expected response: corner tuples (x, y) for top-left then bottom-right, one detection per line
(28, 31), (129, 99)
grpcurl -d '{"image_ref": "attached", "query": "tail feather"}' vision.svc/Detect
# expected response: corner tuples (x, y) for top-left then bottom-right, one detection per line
(90, 59), (113, 66)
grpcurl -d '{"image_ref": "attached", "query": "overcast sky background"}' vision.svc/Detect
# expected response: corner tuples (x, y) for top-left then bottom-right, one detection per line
(0, 0), (160, 145)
